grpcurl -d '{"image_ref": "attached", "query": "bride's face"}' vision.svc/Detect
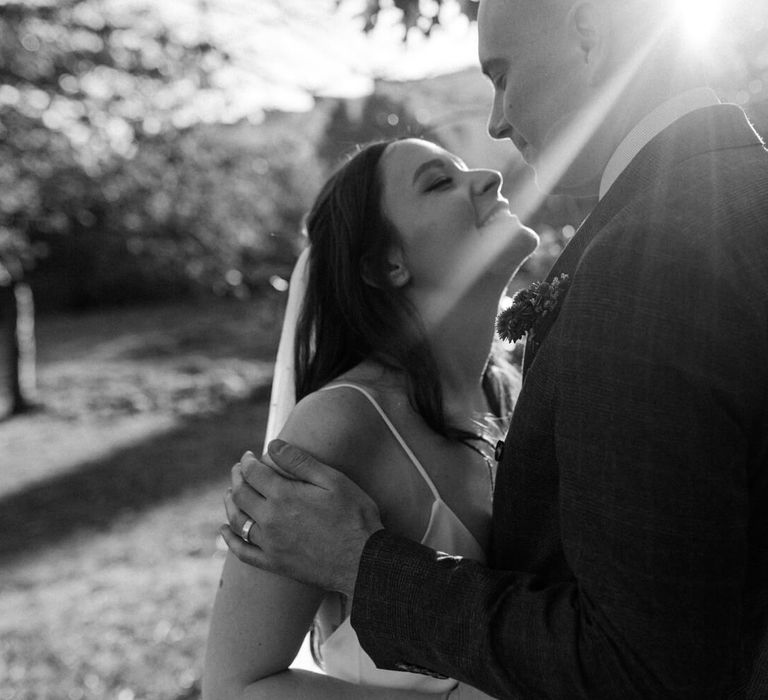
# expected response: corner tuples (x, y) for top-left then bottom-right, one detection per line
(379, 139), (538, 298)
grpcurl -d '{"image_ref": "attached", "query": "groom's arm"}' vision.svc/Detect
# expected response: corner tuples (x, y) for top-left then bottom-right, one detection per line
(350, 210), (766, 698)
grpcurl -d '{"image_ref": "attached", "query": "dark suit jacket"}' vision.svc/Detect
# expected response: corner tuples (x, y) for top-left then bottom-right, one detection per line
(350, 104), (768, 698)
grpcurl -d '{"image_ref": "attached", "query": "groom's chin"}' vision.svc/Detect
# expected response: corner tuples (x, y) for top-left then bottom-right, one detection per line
(535, 164), (601, 200)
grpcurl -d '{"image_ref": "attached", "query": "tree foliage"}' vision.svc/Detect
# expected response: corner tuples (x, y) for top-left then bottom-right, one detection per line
(0, 0), (220, 279)
(348, 0), (477, 38)
(319, 92), (427, 166)
(0, 0), (327, 309)
(32, 118), (324, 308)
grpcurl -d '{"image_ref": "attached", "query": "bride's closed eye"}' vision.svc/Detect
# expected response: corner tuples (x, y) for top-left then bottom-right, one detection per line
(425, 176), (453, 192)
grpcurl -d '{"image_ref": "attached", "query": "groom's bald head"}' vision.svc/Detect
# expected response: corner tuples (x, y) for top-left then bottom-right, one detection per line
(478, 0), (705, 195)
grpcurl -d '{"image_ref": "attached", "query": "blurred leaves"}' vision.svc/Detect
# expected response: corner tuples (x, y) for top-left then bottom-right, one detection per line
(0, 0), (326, 307)
(346, 0), (477, 39)
(319, 92), (427, 165)
(31, 117), (324, 308)
(0, 0), (228, 283)
(0, 0), (229, 164)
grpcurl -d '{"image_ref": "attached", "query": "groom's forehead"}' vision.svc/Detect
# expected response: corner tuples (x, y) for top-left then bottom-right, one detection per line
(480, 0), (559, 18)
(479, 0), (554, 45)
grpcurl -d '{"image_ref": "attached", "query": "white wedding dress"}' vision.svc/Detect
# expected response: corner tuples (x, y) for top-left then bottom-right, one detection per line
(311, 382), (487, 693)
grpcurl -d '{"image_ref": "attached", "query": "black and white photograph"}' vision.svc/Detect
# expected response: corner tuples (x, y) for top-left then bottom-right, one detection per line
(1, 1), (767, 698)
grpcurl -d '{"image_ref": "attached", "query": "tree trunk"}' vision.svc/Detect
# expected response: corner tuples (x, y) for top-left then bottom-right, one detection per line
(0, 279), (36, 417)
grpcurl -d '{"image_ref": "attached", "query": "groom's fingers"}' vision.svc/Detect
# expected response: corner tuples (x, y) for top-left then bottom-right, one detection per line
(219, 525), (270, 570)
(223, 488), (262, 545)
(236, 453), (294, 499)
(265, 439), (345, 490)
(230, 461), (273, 510)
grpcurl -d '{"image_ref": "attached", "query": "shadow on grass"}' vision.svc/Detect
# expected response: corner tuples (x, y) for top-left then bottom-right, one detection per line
(0, 395), (270, 565)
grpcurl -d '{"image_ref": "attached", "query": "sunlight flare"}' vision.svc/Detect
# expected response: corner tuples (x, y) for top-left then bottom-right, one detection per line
(675, 0), (722, 48)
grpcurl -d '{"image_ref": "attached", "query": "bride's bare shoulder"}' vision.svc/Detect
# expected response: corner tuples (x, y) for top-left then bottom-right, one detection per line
(277, 369), (405, 488)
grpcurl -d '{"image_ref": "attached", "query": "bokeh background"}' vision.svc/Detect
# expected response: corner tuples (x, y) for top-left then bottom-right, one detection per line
(1, 1), (767, 698)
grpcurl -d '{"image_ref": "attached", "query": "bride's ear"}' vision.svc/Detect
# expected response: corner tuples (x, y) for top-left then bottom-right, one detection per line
(361, 247), (411, 288)
(385, 247), (411, 288)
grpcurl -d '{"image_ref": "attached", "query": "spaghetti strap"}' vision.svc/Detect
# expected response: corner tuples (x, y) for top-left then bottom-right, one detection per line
(320, 383), (442, 502)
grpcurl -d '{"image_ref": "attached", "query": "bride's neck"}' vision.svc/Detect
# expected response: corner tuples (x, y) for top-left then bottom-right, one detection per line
(425, 297), (498, 417)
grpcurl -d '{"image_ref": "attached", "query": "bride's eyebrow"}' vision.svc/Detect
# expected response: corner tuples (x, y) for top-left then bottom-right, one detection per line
(411, 158), (448, 185)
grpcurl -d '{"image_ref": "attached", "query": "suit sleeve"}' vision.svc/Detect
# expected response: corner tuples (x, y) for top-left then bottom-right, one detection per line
(350, 213), (766, 699)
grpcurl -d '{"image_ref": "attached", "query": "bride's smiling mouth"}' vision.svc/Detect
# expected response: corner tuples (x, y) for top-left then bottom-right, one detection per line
(478, 201), (513, 228)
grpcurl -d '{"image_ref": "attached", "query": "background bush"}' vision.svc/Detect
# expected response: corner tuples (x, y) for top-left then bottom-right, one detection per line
(30, 117), (325, 309)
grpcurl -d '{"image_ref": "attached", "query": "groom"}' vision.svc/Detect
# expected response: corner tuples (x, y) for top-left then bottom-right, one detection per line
(225, 0), (768, 697)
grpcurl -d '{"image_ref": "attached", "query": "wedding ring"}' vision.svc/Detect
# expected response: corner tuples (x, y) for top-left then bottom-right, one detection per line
(240, 518), (255, 543)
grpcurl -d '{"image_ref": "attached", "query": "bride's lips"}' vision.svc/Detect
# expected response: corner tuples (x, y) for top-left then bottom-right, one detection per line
(479, 201), (513, 228)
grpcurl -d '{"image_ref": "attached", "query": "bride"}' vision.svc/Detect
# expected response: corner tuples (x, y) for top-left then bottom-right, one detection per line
(203, 137), (538, 699)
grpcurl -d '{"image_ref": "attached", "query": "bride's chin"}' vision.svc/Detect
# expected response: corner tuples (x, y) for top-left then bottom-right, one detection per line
(448, 226), (539, 292)
(495, 228), (539, 271)
(485, 215), (538, 248)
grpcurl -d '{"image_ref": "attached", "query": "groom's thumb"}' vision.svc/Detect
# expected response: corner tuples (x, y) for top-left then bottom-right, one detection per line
(267, 439), (318, 482)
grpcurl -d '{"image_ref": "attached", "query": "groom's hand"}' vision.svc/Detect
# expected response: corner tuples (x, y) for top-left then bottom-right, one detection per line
(221, 440), (384, 596)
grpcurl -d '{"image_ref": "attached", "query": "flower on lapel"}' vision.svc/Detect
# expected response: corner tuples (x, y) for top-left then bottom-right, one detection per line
(496, 273), (570, 343)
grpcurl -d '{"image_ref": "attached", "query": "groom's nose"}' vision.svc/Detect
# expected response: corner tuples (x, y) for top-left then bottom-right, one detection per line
(488, 94), (512, 140)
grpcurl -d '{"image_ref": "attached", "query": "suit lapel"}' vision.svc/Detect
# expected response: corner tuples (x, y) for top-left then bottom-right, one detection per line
(521, 210), (598, 375)
(521, 104), (763, 377)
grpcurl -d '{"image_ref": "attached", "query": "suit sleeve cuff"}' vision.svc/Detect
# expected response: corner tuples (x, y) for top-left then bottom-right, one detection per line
(350, 528), (454, 675)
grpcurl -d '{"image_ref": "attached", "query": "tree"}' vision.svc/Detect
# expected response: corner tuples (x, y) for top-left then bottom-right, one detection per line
(0, 0), (235, 416)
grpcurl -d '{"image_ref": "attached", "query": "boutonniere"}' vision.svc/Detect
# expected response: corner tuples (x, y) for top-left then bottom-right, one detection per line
(496, 273), (570, 343)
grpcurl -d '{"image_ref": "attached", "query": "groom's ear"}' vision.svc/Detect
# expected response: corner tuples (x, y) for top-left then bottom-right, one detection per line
(567, 1), (608, 85)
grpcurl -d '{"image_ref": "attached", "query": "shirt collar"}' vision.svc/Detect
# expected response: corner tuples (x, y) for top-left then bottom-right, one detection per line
(598, 87), (721, 200)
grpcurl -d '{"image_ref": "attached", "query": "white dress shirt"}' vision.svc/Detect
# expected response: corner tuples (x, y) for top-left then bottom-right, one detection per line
(598, 87), (721, 200)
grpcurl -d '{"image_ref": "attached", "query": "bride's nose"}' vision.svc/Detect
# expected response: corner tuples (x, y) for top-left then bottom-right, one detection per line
(470, 169), (502, 196)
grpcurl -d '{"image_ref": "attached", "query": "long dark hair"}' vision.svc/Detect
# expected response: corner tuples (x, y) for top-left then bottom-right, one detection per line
(294, 140), (515, 442)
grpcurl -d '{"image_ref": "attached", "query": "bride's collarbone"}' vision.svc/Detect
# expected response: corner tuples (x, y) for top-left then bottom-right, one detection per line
(324, 363), (492, 482)
(338, 378), (490, 485)
(365, 393), (493, 538)
(319, 376), (491, 543)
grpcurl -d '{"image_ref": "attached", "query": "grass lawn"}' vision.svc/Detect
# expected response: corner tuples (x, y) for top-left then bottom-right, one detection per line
(0, 294), (318, 700)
